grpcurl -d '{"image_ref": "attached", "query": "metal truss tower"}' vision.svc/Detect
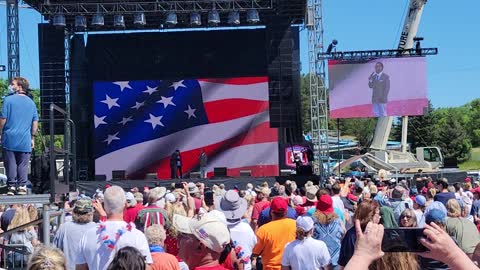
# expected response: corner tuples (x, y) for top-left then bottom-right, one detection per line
(307, 0), (330, 179)
(6, 0), (20, 81)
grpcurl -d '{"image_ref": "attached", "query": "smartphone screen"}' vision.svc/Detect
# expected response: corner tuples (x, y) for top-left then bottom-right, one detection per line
(381, 228), (427, 252)
(174, 183), (184, 189)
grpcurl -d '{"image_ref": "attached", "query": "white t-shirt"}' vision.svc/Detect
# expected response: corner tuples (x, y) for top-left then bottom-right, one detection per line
(228, 221), (257, 270)
(332, 196), (345, 213)
(76, 221), (153, 270)
(281, 237), (331, 270)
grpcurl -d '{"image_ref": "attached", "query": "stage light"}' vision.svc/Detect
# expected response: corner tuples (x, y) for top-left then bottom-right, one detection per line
(190, 12), (201, 26)
(166, 12), (178, 26)
(246, 9), (260, 24)
(91, 14), (104, 27)
(133, 13), (146, 27)
(52, 14), (66, 27)
(326, 39), (338, 54)
(228, 11), (240, 25)
(74, 15), (87, 30)
(414, 36), (424, 55)
(208, 10), (220, 25)
(114, 15), (125, 29)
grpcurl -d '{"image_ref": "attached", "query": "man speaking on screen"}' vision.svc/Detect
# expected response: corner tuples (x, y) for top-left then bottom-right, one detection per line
(368, 62), (390, 117)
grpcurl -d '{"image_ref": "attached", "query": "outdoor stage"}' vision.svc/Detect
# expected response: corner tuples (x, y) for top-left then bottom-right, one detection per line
(76, 175), (320, 197)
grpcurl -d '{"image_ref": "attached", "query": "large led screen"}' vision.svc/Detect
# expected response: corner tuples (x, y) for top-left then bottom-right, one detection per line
(93, 77), (279, 180)
(328, 57), (428, 118)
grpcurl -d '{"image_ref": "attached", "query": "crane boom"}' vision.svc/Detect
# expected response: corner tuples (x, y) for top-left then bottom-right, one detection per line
(370, 0), (427, 151)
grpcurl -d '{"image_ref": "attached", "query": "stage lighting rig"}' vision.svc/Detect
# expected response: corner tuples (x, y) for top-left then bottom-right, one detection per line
(166, 12), (178, 26)
(91, 13), (104, 28)
(25, 0), (310, 31)
(190, 12), (202, 26)
(228, 11), (240, 25)
(74, 15), (87, 30)
(134, 13), (147, 27)
(326, 39), (338, 54)
(208, 10), (220, 25)
(414, 36), (424, 55)
(114, 15), (126, 29)
(246, 9), (260, 24)
(52, 14), (66, 27)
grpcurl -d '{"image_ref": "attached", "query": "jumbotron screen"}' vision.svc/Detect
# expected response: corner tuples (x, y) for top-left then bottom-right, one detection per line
(328, 57), (428, 118)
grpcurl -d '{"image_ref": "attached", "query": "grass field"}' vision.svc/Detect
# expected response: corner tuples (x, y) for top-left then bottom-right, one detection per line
(459, 147), (480, 170)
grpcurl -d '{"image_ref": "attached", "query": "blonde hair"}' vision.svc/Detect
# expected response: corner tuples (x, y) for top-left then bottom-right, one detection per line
(28, 246), (66, 270)
(426, 188), (436, 200)
(28, 205), (38, 222)
(295, 227), (311, 241)
(8, 206), (32, 231)
(446, 199), (462, 218)
(313, 211), (338, 225)
(145, 224), (166, 246)
(167, 203), (187, 237)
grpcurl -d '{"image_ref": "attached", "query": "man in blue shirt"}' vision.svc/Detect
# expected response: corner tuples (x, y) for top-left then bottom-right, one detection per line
(257, 197), (298, 227)
(0, 77), (39, 195)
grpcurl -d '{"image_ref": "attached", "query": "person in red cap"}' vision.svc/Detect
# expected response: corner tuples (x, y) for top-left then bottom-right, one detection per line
(312, 194), (345, 267)
(252, 197), (296, 270)
(471, 188), (480, 231)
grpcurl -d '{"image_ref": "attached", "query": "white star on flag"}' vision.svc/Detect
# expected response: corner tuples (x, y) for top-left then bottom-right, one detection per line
(170, 80), (186, 90)
(145, 114), (164, 129)
(184, 105), (197, 119)
(94, 115), (107, 128)
(131, 101), (145, 110)
(113, 81), (133, 92)
(157, 96), (176, 108)
(101, 95), (120, 109)
(104, 132), (120, 145)
(143, 86), (158, 95)
(118, 116), (133, 126)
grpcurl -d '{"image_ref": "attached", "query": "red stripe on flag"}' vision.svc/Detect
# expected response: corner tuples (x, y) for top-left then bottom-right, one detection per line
(198, 76), (268, 85)
(204, 99), (269, 123)
(128, 122), (277, 179)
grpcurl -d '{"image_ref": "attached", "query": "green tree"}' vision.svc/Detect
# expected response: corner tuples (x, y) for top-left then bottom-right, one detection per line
(300, 74), (311, 132)
(435, 109), (472, 162)
(407, 100), (437, 149)
(467, 98), (480, 147)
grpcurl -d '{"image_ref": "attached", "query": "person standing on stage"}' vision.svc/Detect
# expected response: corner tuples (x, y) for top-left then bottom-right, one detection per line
(170, 151), (177, 179)
(199, 149), (207, 178)
(0, 77), (39, 195)
(368, 62), (390, 117)
(175, 149), (182, 179)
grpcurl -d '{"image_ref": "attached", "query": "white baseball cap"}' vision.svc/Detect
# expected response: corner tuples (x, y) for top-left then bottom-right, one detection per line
(296, 216), (314, 232)
(125, 192), (135, 202)
(173, 213), (230, 253)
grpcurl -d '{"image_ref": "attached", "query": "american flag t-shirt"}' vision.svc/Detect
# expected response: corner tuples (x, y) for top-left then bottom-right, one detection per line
(93, 77), (279, 179)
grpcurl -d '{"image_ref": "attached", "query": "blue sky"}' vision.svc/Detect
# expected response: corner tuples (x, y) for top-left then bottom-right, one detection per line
(0, 0), (478, 108)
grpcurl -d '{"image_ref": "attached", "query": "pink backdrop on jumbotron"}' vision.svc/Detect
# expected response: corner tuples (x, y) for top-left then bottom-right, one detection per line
(328, 57), (428, 118)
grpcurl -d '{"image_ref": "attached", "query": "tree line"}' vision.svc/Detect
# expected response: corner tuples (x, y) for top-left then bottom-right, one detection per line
(300, 74), (479, 162)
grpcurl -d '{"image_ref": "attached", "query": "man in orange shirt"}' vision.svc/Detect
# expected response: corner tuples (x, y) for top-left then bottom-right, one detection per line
(252, 197), (296, 270)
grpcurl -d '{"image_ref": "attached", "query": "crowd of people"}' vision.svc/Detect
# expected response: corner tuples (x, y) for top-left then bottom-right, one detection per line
(0, 175), (479, 270)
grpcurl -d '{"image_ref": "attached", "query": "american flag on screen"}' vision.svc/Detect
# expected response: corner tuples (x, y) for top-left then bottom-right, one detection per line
(93, 77), (279, 180)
